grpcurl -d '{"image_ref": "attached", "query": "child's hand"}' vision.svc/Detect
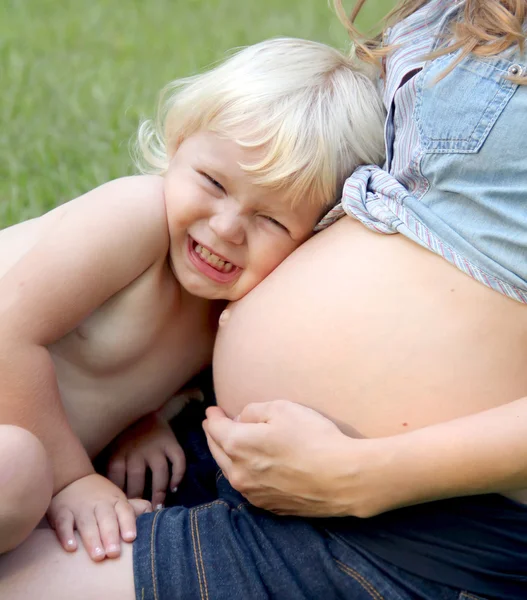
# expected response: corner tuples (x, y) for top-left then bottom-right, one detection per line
(107, 412), (186, 510)
(47, 473), (151, 561)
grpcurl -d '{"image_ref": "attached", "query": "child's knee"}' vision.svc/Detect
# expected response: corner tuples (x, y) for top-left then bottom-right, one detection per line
(0, 425), (53, 553)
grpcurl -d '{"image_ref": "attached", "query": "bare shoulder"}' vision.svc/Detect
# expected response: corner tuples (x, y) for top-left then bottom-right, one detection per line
(67, 174), (167, 224)
(0, 176), (168, 277)
(97, 174), (165, 205)
(0, 175), (172, 343)
(51, 175), (170, 262)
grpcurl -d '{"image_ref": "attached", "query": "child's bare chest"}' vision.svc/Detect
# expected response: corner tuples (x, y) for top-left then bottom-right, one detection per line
(49, 265), (217, 454)
(52, 264), (183, 371)
(0, 209), (218, 454)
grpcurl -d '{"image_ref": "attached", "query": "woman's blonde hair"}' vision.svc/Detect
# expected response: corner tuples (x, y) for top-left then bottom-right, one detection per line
(134, 37), (385, 208)
(334, 0), (527, 83)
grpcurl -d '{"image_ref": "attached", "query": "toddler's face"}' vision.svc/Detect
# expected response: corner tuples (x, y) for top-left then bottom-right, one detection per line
(164, 131), (323, 301)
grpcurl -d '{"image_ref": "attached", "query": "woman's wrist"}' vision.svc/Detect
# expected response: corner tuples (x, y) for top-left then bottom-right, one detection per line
(329, 434), (401, 517)
(339, 397), (527, 517)
(334, 427), (470, 518)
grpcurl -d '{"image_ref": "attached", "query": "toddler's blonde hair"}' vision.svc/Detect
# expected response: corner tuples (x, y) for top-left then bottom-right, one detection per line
(135, 37), (385, 209)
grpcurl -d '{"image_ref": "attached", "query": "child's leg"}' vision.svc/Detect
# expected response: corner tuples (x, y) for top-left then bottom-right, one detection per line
(0, 529), (135, 600)
(0, 425), (53, 554)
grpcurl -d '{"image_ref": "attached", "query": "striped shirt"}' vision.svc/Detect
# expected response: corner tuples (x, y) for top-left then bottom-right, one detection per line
(317, 0), (527, 303)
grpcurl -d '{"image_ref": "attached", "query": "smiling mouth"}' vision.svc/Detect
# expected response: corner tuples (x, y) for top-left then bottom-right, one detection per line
(193, 242), (235, 273)
(187, 237), (242, 283)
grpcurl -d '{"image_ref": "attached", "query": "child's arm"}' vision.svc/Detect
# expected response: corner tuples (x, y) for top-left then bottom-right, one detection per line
(0, 175), (168, 559)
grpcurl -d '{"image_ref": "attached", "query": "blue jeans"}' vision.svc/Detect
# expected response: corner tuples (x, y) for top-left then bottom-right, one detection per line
(132, 400), (489, 600)
(134, 478), (487, 600)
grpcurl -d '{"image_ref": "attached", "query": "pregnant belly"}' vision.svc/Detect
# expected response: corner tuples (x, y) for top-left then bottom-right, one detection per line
(213, 218), (527, 439)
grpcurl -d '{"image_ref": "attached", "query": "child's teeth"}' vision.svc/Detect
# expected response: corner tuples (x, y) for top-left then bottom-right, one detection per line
(195, 242), (235, 273)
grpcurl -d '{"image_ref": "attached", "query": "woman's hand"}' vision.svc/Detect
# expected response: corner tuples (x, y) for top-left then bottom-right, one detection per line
(203, 400), (387, 518)
(106, 412), (186, 509)
(47, 473), (151, 561)
(204, 397), (527, 518)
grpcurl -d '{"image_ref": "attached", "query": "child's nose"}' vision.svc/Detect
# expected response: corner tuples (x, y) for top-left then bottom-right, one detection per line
(209, 211), (245, 245)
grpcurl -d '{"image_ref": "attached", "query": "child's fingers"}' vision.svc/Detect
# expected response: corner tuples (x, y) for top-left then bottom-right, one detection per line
(148, 454), (169, 509)
(167, 442), (186, 491)
(115, 499), (138, 543)
(51, 508), (77, 552)
(77, 511), (106, 562)
(107, 456), (126, 490)
(151, 489), (167, 511)
(128, 497), (152, 516)
(94, 502), (121, 558)
(126, 455), (146, 499)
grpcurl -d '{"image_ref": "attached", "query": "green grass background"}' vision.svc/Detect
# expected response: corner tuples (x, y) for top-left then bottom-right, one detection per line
(0, 0), (393, 227)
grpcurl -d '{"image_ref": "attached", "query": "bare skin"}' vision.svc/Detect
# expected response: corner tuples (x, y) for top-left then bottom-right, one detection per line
(0, 132), (322, 561)
(0, 176), (216, 454)
(0, 176), (216, 560)
(2, 213), (526, 600)
(0, 426), (53, 554)
(0, 530), (135, 600)
(212, 217), (527, 504)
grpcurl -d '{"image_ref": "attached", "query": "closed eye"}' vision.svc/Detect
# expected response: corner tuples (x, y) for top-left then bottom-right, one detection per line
(201, 172), (225, 193)
(261, 215), (289, 233)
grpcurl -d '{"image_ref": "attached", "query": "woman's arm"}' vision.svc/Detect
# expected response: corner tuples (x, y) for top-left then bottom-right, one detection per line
(204, 395), (527, 517)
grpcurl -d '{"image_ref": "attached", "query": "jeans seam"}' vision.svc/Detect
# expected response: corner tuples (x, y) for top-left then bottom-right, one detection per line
(191, 501), (230, 600)
(150, 510), (161, 600)
(195, 509), (210, 600)
(190, 508), (207, 600)
(334, 558), (385, 600)
(194, 500), (230, 510)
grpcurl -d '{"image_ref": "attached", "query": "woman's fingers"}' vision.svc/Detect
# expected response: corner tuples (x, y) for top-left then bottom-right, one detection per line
(204, 400), (349, 516)
(204, 408), (255, 451)
(236, 401), (278, 423)
(237, 399), (324, 424)
(202, 411), (238, 458)
(205, 400), (285, 427)
(204, 405), (228, 420)
(203, 428), (233, 477)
